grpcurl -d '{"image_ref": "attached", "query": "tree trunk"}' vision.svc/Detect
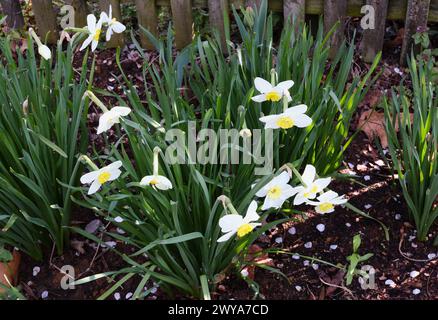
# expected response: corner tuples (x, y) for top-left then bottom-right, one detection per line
(0, 0), (24, 29)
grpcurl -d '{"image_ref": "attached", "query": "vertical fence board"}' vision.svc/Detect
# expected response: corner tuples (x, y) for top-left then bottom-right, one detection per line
(245, 0), (262, 9)
(400, 0), (431, 65)
(170, 0), (193, 49)
(0, 0), (24, 29)
(32, 0), (58, 43)
(208, 0), (228, 50)
(360, 0), (389, 63)
(324, 0), (347, 59)
(135, 0), (158, 50)
(99, 0), (125, 48)
(71, 0), (89, 28)
(283, 0), (305, 25)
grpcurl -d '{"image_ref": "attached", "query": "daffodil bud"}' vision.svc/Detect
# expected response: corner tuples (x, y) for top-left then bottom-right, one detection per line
(38, 45), (52, 60)
(240, 128), (252, 138)
(243, 6), (255, 28)
(22, 98), (29, 116)
(270, 69), (278, 86)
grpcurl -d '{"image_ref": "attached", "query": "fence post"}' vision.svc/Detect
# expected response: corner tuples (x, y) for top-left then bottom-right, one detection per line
(360, 0), (389, 63)
(99, 0), (125, 48)
(170, 0), (193, 49)
(32, 0), (58, 44)
(283, 0), (305, 25)
(246, 0), (262, 10)
(70, 0), (89, 28)
(324, 0), (347, 59)
(208, 0), (229, 50)
(135, 0), (158, 50)
(400, 0), (431, 65)
(0, 0), (24, 29)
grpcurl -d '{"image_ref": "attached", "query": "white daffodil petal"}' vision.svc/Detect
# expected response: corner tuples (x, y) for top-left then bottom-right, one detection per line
(275, 171), (291, 185)
(112, 22), (126, 33)
(251, 94), (267, 103)
(275, 80), (294, 92)
(294, 194), (307, 205)
(97, 117), (113, 134)
(281, 184), (298, 200)
(217, 231), (236, 243)
(140, 175), (154, 186)
(100, 12), (109, 24)
(80, 36), (93, 51)
(285, 104), (308, 116)
(318, 190), (338, 202)
(107, 160), (123, 170)
(243, 201), (259, 223)
(106, 28), (113, 42)
(80, 171), (99, 184)
(315, 177), (331, 191)
(219, 215), (243, 233)
(88, 179), (102, 195)
(302, 165), (316, 186)
(262, 118), (280, 129)
(107, 169), (121, 182)
(254, 77), (273, 93)
(87, 14), (97, 32)
(156, 176), (173, 190)
(293, 114), (313, 128)
(91, 40), (98, 52)
(38, 45), (51, 60)
(112, 106), (131, 116)
(332, 197), (348, 205)
(262, 197), (282, 210)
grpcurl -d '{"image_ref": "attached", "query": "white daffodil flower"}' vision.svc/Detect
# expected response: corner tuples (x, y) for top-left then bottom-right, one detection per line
(251, 77), (294, 103)
(97, 107), (131, 134)
(293, 165), (332, 205)
(80, 14), (103, 51)
(100, 5), (126, 41)
(259, 104), (312, 130)
(306, 190), (348, 214)
(256, 171), (297, 210)
(28, 28), (51, 60)
(217, 201), (261, 242)
(140, 147), (173, 191)
(140, 175), (173, 190)
(80, 161), (123, 195)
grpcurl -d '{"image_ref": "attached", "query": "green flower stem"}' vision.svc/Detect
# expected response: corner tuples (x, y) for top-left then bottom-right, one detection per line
(80, 155), (99, 171)
(218, 195), (239, 216)
(153, 147), (161, 176)
(28, 28), (43, 47)
(84, 90), (109, 113)
(270, 68), (277, 86)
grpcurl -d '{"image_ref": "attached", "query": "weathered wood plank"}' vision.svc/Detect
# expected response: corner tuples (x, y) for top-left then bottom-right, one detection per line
(99, 0), (125, 48)
(283, 0), (306, 24)
(245, 0), (262, 9)
(71, 0), (89, 28)
(208, 0), (229, 50)
(135, 0), (158, 49)
(170, 0), (194, 49)
(324, 0), (347, 59)
(360, 0), (389, 63)
(32, 0), (58, 43)
(0, 0), (24, 29)
(400, 0), (431, 65)
(137, 0), (438, 22)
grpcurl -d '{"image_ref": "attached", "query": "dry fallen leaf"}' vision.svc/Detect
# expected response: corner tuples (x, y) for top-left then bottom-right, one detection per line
(243, 244), (274, 280)
(358, 110), (413, 148)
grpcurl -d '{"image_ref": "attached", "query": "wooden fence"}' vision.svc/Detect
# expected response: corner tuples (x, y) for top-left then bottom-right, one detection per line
(1, 0), (437, 64)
